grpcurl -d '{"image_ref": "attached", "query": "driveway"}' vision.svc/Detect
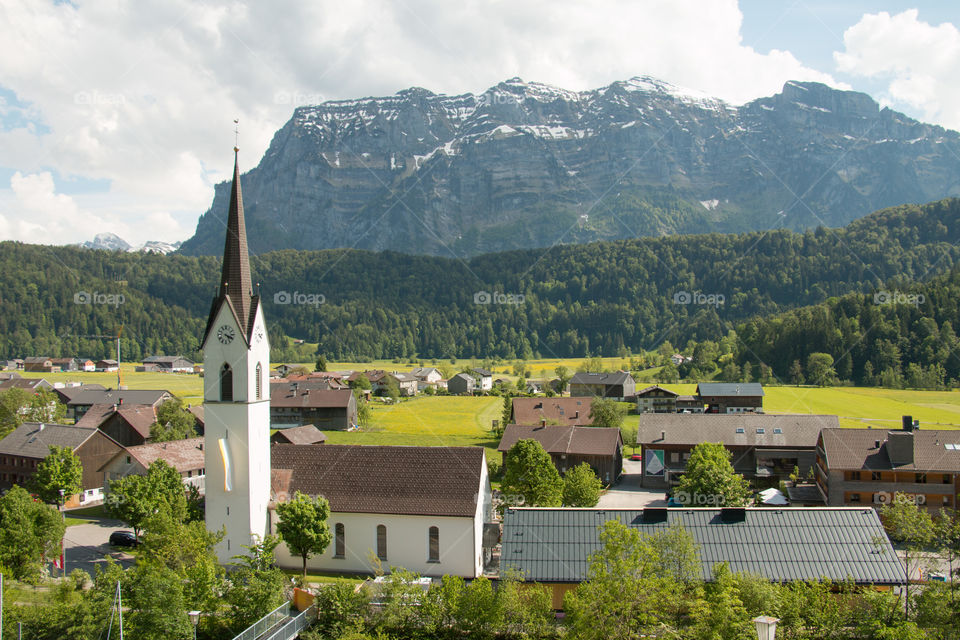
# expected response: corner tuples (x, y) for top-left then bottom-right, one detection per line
(62, 516), (135, 577)
(597, 458), (667, 508)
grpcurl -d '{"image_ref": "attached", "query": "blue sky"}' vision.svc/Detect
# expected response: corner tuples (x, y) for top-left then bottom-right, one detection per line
(0, 0), (957, 246)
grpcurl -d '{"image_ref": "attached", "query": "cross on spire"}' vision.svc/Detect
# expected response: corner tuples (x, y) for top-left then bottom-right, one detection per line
(233, 118), (239, 152)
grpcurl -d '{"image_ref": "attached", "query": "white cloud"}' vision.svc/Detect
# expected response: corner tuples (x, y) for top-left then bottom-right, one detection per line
(0, 0), (853, 245)
(835, 10), (960, 130)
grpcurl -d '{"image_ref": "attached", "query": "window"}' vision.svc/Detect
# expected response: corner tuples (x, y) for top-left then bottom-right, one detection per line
(256, 363), (263, 400)
(428, 526), (440, 563)
(220, 363), (233, 401)
(849, 471), (861, 481)
(756, 428), (765, 434)
(916, 473), (927, 484)
(773, 428), (783, 434)
(334, 523), (345, 558)
(670, 452), (680, 463)
(376, 525), (387, 560)
(944, 474), (952, 484)
(944, 496), (952, 506)
(850, 494), (861, 503)
(125, 455), (131, 464)
(735, 428), (745, 434)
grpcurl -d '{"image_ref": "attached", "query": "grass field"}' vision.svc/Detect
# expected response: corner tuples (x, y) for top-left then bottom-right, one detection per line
(323, 395), (503, 460)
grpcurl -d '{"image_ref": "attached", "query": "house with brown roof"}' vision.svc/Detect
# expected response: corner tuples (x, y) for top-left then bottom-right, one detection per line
(75, 403), (159, 447)
(697, 382), (764, 413)
(51, 382), (106, 405)
(23, 357), (56, 373)
(64, 388), (172, 421)
(0, 377), (54, 393)
(270, 386), (358, 430)
(100, 437), (205, 485)
(270, 444), (493, 577)
(498, 424), (623, 483)
(270, 425), (327, 445)
(96, 359), (119, 372)
(816, 417), (960, 510)
(140, 355), (195, 373)
(50, 357), (79, 372)
(569, 371), (636, 401)
(510, 397), (595, 427)
(0, 422), (124, 506)
(637, 413), (835, 489)
(447, 373), (476, 395)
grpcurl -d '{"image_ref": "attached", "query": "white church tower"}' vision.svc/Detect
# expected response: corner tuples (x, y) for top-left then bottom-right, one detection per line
(201, 146), (271, 563)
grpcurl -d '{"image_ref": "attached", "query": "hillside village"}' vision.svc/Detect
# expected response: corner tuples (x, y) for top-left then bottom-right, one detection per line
(1, 156), (958, 639)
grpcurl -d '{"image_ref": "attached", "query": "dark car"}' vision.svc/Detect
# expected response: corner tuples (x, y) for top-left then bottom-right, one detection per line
(109, 530), (138, 547)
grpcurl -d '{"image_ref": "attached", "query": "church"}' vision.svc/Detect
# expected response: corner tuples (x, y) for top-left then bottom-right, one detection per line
(201, 145), (494, 576)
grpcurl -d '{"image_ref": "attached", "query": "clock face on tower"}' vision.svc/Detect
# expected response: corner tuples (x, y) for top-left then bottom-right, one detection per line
(217, 324), (235, 344)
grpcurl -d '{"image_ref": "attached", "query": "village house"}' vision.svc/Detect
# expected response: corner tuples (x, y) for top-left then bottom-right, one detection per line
(447, 372), (476, 395)
(50, 382), (106, 406)
(270, 386), (358, 430)
(80, 359), (96, 372)
(270, 424), (327, 445)
(23, 357), (56, 373)
(410, 367), (443, 391)
(636, 413), (835, 489)
(0, 377), (54, 393)
(139, 355), (195, 373)
(64, 388), (172, 422)
(510, 397), (595, 427)
(0, 422), (124, 506)
(816, 417), (960, 509)
(697, 382), (764, 413)
(270, 444), (494, 578)
(498, 424), (623, 483)
(50, 357), (79, 372)
(500, 507), (905, 609)
(569, 371), (636, 401)
(470, 368), (494, 391)
(100, 437), (205, 486)
(96, 359), (119, 372)
(75, 402), (161, 447)
(635, 385), (679, 413)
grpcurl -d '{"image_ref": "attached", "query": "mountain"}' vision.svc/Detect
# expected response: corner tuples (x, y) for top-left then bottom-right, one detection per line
(6, 198), (960, 363)
(77, 234), (182, 255)
(79, 232), (131, 252)
(180, 76), (960, 257)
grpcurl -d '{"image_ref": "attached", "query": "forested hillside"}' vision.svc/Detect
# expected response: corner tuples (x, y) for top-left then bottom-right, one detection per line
(2, 198), (960, 363)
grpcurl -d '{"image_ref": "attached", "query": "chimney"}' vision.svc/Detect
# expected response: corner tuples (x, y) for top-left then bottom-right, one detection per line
(540, 418), (547, 427)
(38, 423), (44, 431)
(660, 430), (666, 441)
(886, 431), (915, 465)
(118, 397), (123, 406)
(874, 439), (881, 449)
(902, 415), (913, 431)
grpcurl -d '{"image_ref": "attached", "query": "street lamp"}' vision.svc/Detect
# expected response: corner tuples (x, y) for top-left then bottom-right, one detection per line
(753, 615), (779, 640)
(188, 610), (201, 639)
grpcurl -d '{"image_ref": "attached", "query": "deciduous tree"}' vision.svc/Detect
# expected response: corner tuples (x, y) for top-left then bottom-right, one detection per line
(562, 462), (603, 507)
(29, 444), (83, 508)
(675, 442), (751, 507)
(0, 485), (66, 581)
(588, 397), (626, 429)
(501, 439), (562, 509)
(276, 491), (333, 577)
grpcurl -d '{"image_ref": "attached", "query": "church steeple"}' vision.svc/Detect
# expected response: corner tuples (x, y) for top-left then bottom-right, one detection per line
(218, 148), (254, 336)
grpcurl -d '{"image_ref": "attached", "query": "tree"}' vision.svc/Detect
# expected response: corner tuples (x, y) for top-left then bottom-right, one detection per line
(658, 361), (679, 383)
(788, 360), (804, 386)
(356, 397), (371, 426)
(0, 485), (66, 581)
(0, 387), (30, 436)
(501, 439), (562, 508)
(675, 442), (751, 507)
(315, 355), (328, 372)
(150, 397), (197, 442)
(562, 462), (603, 507)
(27, 388), (67, 424)
(275, 491), (333, 577)
(126, 563), (194, 640)
(806, 352), (836, 386)
(29, 444), (83, 508)
(105, 460), (189, 539)
(225, 535), (288, 632)
(880, 493), (935, 615)
(350, 373), (372, 393)
(589, 397), (626, 429)
(554, 366), (571, 394)
(382, 376), (401, 401)
(690, 563), (753, 640)
(934, 510), (960, 602)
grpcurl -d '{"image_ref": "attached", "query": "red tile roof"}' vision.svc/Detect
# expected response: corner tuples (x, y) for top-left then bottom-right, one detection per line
(497, 424), (622, 457)
(511, 397), (594, 426)
(117, 437), (204, 473)
(270, 444), (485, 517)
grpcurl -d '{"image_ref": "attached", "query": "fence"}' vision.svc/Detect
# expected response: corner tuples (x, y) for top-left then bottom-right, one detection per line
(230, 602), (291, 640)
(261, 604), (318, 640)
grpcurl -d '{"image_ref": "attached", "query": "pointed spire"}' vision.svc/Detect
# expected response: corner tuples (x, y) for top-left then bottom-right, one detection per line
(218, 148), (253, 336)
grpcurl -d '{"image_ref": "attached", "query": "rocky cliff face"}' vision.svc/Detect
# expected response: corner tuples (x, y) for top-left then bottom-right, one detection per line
(180, 76), (960, 257)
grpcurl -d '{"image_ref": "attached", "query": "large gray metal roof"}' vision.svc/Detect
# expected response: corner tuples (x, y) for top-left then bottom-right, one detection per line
(697, 382), (765, 397)
(500, 507), (904, 585)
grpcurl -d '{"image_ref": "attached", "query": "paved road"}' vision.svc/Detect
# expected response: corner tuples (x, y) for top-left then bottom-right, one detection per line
(61, 517), (135, 577)
(597, 459), (667, 508)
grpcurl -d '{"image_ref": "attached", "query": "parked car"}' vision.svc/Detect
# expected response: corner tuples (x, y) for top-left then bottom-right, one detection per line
(629, 454), (642, 461)
(109, 530), (138, 547)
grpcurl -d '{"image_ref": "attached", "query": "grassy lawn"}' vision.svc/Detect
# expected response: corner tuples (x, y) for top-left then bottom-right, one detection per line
(63, 504), (110, 526)
(322, 396), (503, 460)
(283, 569), (365, 585)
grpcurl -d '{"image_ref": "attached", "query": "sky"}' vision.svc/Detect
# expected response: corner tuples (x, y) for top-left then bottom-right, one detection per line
(0, 0), (958, 247)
